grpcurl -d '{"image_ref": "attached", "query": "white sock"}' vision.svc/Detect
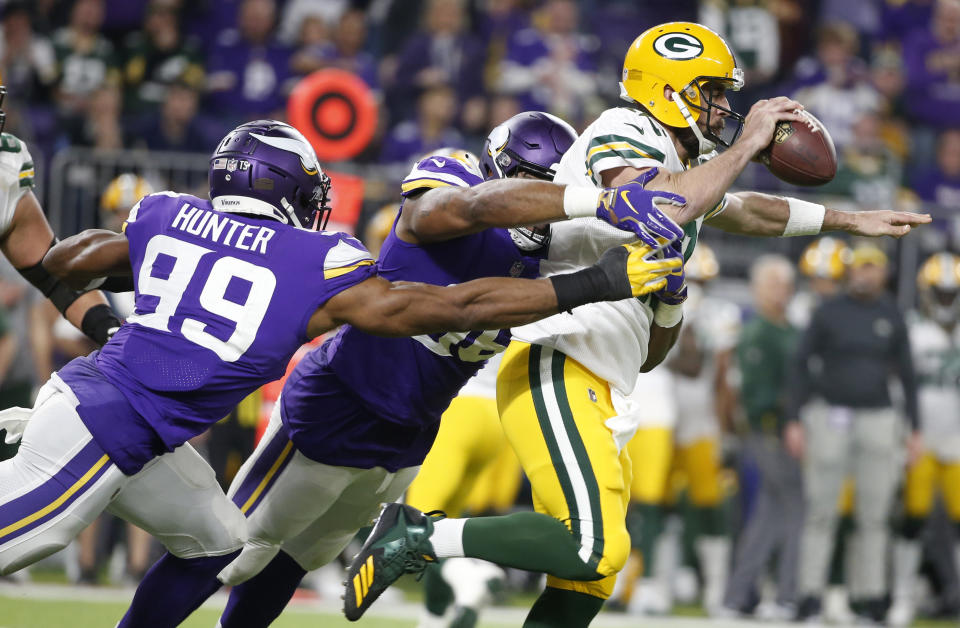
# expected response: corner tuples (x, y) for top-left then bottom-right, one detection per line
(431, 518), (466, 558)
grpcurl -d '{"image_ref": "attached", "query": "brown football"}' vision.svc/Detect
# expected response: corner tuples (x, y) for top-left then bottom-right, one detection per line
(757, 110), (837, 186)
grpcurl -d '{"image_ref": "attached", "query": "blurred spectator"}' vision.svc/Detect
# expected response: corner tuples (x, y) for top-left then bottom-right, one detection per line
(205, 0), (293, 125)
(791, 22), (881, 150)
(380, 84), (464, 164)
(122, 0), (204, 114)
(497, 0), (599, 124)
(700, 0), (780, 90)
(65, 84), (124, 150)
(291, 9), (378, 89)
(787, 245), (920, 623)
(0, 2), (56, 121)
(901, 0), (960, 129)
(50, 0), (120, 119)
(881, 0), (936, 42)
(911, 128), (960, 208)
(131, 81), (210, 152)
(388, 0), (486, 124)
(821, 111), (903, 210)
(278, 0), (348, 45)
(723, 255), (801, 618)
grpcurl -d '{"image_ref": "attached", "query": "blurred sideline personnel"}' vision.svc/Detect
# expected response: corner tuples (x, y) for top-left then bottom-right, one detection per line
(346, 22), (929, 628)
(0, 85), (121, 364)
(0, 119), (678, 599)
(113, 115), (686, 628)
(888, 253), (960, 627)
(722, 256), (801, 618)
(405, 126), (577, 628)
(791, 236), (858, 624)
(613, 243), (737, 617)
(789, 236), (852, 328)
(786, 244), (920, 623)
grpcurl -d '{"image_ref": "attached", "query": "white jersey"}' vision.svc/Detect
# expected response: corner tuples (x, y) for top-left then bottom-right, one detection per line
(0, 133), (35, 235)
(512, 107), (727, 394)
(908, 313), (960, 461)
(673, 292), (741, 446)
(458, 352), (503, 400)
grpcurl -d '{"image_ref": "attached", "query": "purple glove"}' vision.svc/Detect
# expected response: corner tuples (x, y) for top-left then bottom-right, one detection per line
(654, 246), (687, 305)
(596, 177), (686, 249)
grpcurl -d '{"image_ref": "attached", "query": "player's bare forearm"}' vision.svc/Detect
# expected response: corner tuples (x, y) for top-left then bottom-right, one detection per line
(707, 192), (790, 236)
(641, 319), (682, 372)
(708, 193), (931, 238)
(822, 208), (930, 238)
(645, 145), (755, 225)
(399, 179), (567, 244)
(312, 275), (559, 339)
(43, 229), (132, 289)
(602, 145), (755, 226)
(0, 192), (56, 268)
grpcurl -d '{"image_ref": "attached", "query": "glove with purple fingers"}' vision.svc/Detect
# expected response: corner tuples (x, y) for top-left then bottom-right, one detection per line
(595, 176), (686, 246)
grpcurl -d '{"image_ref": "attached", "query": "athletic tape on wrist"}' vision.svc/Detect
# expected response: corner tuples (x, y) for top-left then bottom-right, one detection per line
(782, 197), (825, 237)
(563, 186), (603, 219)
(653, 302), (684, 328)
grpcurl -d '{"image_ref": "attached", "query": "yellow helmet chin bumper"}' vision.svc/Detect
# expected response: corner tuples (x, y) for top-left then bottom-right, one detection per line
(621, 22), (743, 130)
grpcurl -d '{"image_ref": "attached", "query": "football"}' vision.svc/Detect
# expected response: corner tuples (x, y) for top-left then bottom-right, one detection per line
(757, 110), (837, 186)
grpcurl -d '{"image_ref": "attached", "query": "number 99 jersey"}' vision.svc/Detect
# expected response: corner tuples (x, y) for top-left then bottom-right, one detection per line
(84, 192), (375, 472)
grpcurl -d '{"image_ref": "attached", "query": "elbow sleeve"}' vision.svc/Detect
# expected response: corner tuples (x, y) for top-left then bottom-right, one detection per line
(17, 237), (84, 315)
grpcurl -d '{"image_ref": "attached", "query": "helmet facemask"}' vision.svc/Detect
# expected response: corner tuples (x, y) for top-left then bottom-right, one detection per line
(671, 73), (745, 154)
(307, 171), (333, 231)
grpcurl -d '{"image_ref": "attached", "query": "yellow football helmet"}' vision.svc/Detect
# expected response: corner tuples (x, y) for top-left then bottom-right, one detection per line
(917, 252), (960, 325)
(621, 22), (744, 153)
(799, 237), (852, 281)
(101, 174), (154, 213)
(686, 241), (719, 283)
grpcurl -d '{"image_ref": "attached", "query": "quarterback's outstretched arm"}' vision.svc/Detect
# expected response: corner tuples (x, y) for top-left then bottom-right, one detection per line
(3, 193), (122, 344)
(310, 241), (680, 338)
(707, 192), (930, 238)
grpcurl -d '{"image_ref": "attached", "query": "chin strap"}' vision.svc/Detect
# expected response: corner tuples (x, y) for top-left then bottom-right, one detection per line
(671, 91), (716, 155)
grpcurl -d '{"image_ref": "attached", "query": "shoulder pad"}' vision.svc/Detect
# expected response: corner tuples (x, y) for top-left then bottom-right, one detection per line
(319, 233), (375, 280)
(583, 108), (671, 181)
(401, 154), (484, 197)
(122, 191), (182, 227)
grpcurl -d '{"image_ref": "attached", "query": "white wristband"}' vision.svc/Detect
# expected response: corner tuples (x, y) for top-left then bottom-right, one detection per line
(782, 197), (826, 237)
(563, 186), (603, 219)
(653, 302), (684, 328)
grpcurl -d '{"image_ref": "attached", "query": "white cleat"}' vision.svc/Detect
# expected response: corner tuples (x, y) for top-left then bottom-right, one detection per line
(886, 598), (915, 628)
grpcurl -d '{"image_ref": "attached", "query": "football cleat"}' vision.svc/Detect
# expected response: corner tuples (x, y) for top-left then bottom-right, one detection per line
(343, 503), (442, 621)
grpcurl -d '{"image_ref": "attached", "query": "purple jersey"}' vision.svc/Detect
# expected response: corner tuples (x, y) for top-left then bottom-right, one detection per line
(58, 192), (376, 474)
(281, 156), (540, 471)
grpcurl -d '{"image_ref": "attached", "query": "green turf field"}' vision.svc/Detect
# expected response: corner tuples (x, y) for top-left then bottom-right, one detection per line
(0, 596), (412, 628)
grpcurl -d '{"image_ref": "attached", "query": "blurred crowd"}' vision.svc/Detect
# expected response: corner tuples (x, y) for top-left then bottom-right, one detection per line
(0, 0), (958, 205)
(0, 0), (959, 626)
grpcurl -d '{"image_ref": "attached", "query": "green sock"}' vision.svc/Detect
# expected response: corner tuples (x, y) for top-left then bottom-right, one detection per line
(423, 561), (453, 617)
(462, 512), (600, 582)
(628, 502), (663, 577)
(694, 505), (726, 537)
(524, 586), (605, 628)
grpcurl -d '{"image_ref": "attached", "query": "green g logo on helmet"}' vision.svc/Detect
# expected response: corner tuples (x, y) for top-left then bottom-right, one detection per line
(653, 33), (704, 60)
